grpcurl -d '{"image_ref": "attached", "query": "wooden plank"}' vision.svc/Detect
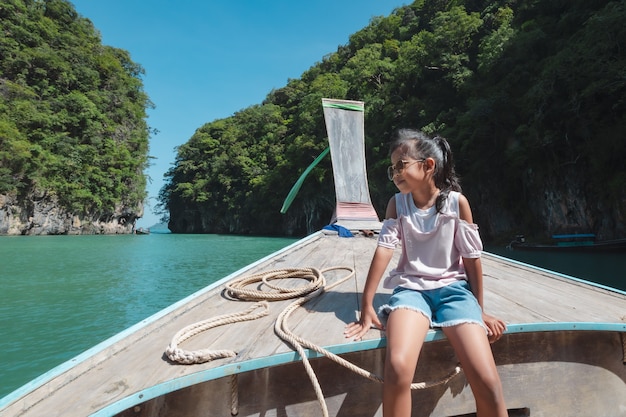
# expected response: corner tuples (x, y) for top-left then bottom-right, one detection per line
(481, 254), (626, 323)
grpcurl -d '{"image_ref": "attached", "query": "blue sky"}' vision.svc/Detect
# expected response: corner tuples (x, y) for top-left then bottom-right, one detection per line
(70, 1), (407, 227)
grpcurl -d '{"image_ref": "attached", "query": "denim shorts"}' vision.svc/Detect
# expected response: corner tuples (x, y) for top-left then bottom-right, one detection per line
(379, 280), (486, 331)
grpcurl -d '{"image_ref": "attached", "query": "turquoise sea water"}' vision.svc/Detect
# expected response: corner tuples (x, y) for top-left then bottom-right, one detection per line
(485, 245), (626, 292)
(0, 233), (624, 401)
(0, 233), (298, 399)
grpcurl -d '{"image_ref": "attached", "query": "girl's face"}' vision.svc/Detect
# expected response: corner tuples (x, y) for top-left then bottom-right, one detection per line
(389, 148), (427, 192)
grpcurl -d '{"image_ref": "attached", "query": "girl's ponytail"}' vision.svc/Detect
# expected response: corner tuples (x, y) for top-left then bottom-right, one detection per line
(433, 136), (461, 212)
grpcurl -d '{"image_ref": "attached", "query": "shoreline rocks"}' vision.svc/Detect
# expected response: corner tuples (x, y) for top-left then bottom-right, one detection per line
(0, 193), (141, 235)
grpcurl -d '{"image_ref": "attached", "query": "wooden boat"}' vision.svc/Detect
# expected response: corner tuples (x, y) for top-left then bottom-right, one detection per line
(1, 100), (625, 417)
(507, 233), (626, 252)
(135, 227), (150, 235)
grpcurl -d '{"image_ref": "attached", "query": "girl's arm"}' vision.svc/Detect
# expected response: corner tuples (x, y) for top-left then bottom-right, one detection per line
(344, 196), (397, 341)
(458, 194), (506, 342)
(344, 245), (394, 339)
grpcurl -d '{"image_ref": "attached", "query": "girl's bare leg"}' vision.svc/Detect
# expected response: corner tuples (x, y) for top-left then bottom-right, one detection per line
(443, 323), (507, 417)
(383, 309), (430, 417)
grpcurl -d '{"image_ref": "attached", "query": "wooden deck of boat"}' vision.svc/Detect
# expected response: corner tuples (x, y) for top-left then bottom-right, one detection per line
(2, 232), (625, 417)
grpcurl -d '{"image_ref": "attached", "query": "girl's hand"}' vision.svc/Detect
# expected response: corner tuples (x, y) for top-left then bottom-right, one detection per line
(482, 312), (506, 343)
(344, 306), (383, 341)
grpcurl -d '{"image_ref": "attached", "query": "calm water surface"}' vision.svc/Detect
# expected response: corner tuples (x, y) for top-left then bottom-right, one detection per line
(0, 233), (297, 399)
(1, 234), (624, 400)
(486, 245), (626, 292)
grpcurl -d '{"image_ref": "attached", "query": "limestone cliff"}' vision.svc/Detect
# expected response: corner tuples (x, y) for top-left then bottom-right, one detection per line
(0, 192), (141, 235)
(471, 167), (626, 243)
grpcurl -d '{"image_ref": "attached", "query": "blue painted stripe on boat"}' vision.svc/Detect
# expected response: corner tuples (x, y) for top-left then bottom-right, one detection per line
(91, 321), (626, 416)
(484, 251), (626, 296)
(0, 233), (321, 410)
(504, 322), (626, 333)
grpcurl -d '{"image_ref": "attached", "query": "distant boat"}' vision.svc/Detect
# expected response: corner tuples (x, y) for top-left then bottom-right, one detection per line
(507, 233), (626, 252)
(135, 227), (150, 235)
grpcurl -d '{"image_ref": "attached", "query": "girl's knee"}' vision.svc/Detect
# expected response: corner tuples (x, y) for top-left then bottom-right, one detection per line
(384, 354), (416, 386)
(472, 370), (505, 404)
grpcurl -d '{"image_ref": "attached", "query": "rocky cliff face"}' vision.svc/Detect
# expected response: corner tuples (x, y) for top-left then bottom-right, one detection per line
(525, 169), (625, 241)
(0, 192), (142, 235)
(472, 167), (625, 242)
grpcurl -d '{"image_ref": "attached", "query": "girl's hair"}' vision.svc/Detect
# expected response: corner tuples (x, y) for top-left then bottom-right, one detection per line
(389, 129), (461, 212)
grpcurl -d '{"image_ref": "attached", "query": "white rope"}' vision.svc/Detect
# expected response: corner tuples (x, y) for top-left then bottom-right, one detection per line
(224, 267), (325, 301)
(229, 374), (239, 416)
(274, 287), (461, 389)
(165, 301), (269, 364)
(165, 266), (462, 417)
(271, 267), (461, 417)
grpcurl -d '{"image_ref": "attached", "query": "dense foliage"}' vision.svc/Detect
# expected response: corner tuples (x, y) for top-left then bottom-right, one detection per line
(0, 0), (151, 220)
(175, 1), (618, 239)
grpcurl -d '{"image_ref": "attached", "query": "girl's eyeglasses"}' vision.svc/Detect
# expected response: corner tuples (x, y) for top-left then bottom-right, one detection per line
(387, 159), (425, 181)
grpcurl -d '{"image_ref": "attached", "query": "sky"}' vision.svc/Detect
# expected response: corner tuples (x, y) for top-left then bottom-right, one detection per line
(70, 1), (408, 228)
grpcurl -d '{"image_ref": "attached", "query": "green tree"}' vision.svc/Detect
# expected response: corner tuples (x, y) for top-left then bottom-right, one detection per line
(0, 0), (151, 225)
(160, 0), (626, 240)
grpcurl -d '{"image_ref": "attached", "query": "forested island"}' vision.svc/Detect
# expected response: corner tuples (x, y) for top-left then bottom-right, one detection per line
(0, 0), (151, 234)
(1, 0), (624, 241)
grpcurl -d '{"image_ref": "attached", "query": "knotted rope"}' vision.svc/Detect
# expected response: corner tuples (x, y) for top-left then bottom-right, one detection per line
(165, 266), (461, 417)
(165, 301), (269, 364)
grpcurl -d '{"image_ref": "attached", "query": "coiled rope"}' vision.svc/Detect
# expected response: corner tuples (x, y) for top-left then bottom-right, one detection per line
(166, 266), (461, 417)
(225, 267), (325, 301)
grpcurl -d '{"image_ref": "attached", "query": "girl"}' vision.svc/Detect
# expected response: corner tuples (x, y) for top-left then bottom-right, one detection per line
(344, 129), (507, 417)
